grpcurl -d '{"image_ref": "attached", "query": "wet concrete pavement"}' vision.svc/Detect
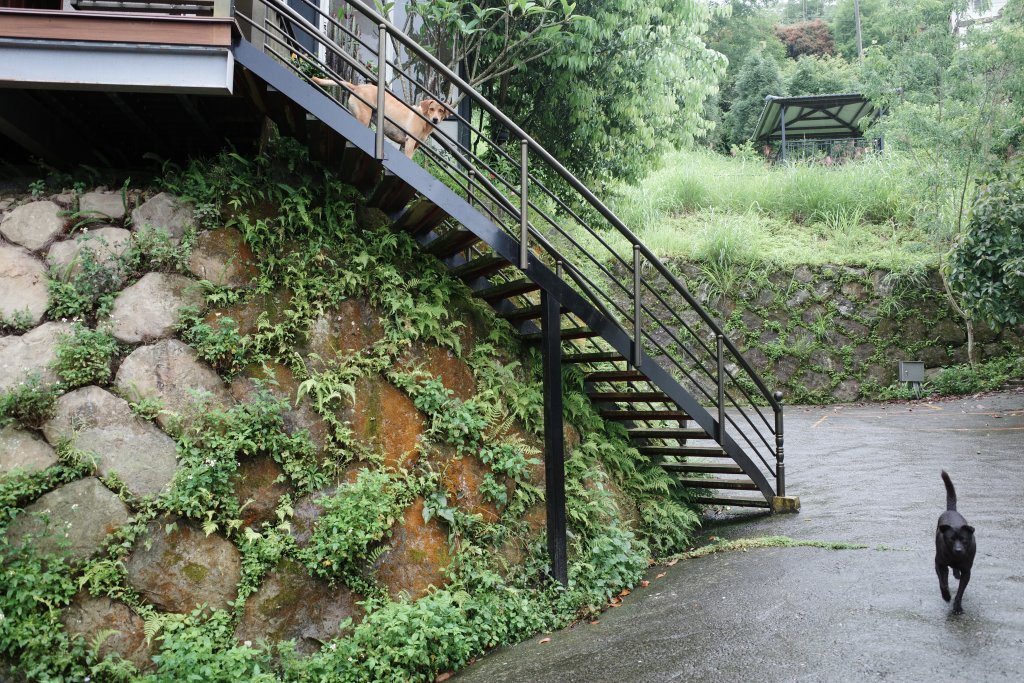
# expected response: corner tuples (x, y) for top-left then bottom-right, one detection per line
(453, 390), (1024, 682)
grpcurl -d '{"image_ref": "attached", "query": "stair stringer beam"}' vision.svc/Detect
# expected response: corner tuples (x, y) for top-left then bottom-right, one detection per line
(232, 39), (776, 504)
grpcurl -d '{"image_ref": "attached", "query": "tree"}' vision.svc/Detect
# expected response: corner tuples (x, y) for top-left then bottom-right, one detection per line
(947, 160), (1024, 328)
(784, 54), (858, 95)
(497, 0), (725, 184)
(774, 18), (835, 58)
(397, 0), (582, 94)
(832, 0), (888, 59)
(723, 51), (785, 146)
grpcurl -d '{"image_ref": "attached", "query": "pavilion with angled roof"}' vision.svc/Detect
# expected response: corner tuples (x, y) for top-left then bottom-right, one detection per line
(750, 93), (881, 163)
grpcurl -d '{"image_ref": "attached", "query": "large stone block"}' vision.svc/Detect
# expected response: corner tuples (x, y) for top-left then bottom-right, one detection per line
(107, 273), (204, 344)
(0, 243), (49, 326)
(47, 227), (131, 278)
(344, 375), (425, 470)
(78, 191), (126, 221)
(188, 228), (259, 288)
(125, 518), (241, 613)
(0, 424), (58, 475)
(0, 200), (64, 251)
(234, 558), (363, 656)
(131, 193), (194, 244)
(42, 386), (179, 497)
(373, 497), (450, 600)
(5, 477), (130, 561)
(62, 592), (152, 670)
(0, 321), (75, 392)
(115, 339), (231, 432)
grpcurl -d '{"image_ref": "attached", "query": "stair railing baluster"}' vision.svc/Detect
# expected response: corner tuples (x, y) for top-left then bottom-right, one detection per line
(774, 391), (785, 497)
(717, 334), (725, 442)
(375, 23), (386, 160)
(519, 139), (529, 269)
(632, 245), (641, 368)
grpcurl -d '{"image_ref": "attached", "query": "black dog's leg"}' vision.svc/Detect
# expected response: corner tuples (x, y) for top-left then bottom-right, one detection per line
(936, 561), (951, 602)
(953, 568), (961, 580)
(952, 568), (971, 614)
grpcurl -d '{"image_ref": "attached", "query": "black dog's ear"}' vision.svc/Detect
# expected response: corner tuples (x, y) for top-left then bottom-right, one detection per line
(964, 525), (975, 535)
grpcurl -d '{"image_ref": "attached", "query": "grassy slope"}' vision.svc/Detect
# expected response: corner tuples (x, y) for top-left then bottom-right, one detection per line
(602, 149), (944, 272)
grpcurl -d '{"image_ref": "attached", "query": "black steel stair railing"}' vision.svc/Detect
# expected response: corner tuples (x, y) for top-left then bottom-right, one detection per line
(232, 0), (786, 502)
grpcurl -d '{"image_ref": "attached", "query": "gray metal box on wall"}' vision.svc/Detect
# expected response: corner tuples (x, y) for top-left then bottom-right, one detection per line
(899, 361), (925, 383)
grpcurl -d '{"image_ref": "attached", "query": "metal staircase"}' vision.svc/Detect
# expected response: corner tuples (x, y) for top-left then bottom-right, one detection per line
(229, 0), (798, 537)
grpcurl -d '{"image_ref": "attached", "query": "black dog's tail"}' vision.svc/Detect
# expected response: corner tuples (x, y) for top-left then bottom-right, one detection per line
(941, 470), (957, 511)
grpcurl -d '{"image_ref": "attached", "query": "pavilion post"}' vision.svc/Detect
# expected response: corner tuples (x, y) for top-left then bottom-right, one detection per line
(780, 104), (787, 164)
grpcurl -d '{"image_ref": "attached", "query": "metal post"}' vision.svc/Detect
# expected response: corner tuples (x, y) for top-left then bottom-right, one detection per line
(774, 391), (785, 497)
(519, 139), (529, 270)
(716, 334), (725, 442)
(375, 23), (387, 160)
(467, 169), (475, 207)
(780, 104), (787, 164)
(541, 288), (567, 586)
(632, 245), (641, 368)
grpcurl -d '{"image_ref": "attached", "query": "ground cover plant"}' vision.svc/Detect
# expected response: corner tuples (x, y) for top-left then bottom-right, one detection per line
(0, 138), (701, 682)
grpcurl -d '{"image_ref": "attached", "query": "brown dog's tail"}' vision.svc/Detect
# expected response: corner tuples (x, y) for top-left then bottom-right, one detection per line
(941, 470), (957, 511)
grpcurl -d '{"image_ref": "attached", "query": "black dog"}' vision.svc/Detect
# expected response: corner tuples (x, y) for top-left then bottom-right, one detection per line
(935, 470), (976, 614)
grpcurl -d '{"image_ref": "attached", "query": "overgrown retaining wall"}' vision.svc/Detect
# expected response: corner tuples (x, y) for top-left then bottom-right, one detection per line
(666, 262), (1024, 403)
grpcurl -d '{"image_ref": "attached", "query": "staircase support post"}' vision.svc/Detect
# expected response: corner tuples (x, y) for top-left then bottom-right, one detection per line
(541, 288), (568, 586)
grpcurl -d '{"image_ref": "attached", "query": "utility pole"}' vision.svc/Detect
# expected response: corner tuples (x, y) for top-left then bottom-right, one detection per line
(854, 0), (864, 62)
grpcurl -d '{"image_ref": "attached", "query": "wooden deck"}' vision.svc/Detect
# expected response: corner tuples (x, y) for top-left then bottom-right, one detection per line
(0, 4), (263, 171)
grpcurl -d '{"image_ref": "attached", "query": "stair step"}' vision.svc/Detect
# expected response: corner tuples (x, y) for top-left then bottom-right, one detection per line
(637, 446), (729, 458)
(585, 370), (647, 383)
(425, 229), (480, 258)
(450, 253), (510, 281)
(367, 172), (416, 215)
(599, 409), (689, 421)
(690, 496), (771, 509)
(629, 428), (708, 440)
(340, 141), (381, 192)
(474, 279), (539, 303)
(660, 462), (743, 475)
(563, 352), (624, 364)
(499, 304), (548, 323)
(587, 391), (671, 402)
(678, 478), (758, 491)
(522, 327), (599, 343)
(394, 199), (448, 236)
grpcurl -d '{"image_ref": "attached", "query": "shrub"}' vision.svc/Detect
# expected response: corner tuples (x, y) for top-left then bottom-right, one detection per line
(0, 374), (62, 429)
(53, 324), (120, 388)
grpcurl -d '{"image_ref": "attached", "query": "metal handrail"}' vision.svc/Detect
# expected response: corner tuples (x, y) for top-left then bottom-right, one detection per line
(234, 0), (784, 497)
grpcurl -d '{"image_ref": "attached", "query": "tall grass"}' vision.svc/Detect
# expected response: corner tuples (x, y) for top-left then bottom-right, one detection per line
(612, 148), (921, 229)
(599, 148), (943, 272)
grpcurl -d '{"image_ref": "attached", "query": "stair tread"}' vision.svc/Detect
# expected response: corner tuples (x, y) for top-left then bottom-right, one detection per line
(661, 463), (744, 474)
(394, 198), (447, 235)
(585, 370), (648, 382)
(522, 327), (598, 342)
(498, 303), (559, 322)
(678, 478), (758, 491)
(474, 279), (539, 302)
(425, 229), (480, 258)
(637, 446), (729, 457)
(367, 172), (416, 214)
(691, 496), (771, 509)
(588, 391), (672, 402)
(629, 428), (706, 439)
(564, 352), (624, 364)
(450, 253), (510, 280)
(600, 409), (690, 420)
